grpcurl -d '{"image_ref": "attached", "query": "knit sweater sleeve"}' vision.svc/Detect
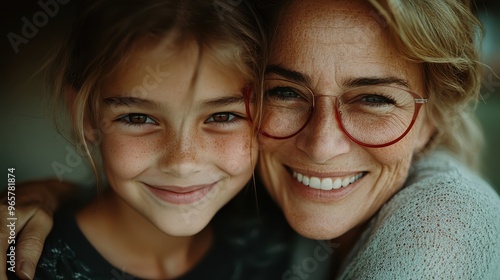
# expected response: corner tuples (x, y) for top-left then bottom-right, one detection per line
(339, 151), (500, 279)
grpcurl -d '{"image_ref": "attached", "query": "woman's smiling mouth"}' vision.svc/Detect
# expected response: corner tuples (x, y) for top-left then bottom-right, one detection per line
(292, 171), (366, 190)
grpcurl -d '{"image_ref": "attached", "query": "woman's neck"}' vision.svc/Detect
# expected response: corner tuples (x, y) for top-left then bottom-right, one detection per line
(330, 223), (367, 278)
(76, 190), (213, 279)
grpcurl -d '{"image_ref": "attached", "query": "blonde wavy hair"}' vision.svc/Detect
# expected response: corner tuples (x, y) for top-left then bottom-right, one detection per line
(47, 0), (266, 180)
(368, 0), (485, 170)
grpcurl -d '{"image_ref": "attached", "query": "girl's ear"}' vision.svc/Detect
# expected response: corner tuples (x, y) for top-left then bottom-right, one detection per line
(65, 85), (99, 143)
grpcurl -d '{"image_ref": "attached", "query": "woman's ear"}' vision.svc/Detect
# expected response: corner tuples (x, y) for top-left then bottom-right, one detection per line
(415, 110), (436, 151)
(65, 85), (99, 143)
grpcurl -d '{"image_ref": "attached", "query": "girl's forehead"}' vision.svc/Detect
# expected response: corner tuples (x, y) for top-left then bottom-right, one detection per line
(105, 36), (250, 89)
(100, 39), (248, 105)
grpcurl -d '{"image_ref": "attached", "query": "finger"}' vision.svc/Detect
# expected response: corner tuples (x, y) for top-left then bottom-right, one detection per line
(1, 210), (10, 280)
(15, 210), (53, 280)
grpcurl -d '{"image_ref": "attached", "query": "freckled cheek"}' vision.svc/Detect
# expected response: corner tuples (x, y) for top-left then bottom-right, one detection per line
(100, 134), (159, 178)
(212, 132), (257, 176)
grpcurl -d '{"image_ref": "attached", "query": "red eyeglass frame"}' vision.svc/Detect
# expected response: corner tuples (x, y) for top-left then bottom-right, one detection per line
(242, 82), (427, 148)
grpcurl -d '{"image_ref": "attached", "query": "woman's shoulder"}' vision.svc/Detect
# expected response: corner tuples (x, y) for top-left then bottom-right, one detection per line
(340, 150), (500, 279)
(392, 149), (500, 220)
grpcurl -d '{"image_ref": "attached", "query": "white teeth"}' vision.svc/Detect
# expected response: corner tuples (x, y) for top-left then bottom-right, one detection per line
(320, 178), (333, 190)
(333, 178), (342, 189)
(303, 176), (310, 186)
(341, 177), (350, 187)
(293, 171), (364, 190)
(297, 173), (303, 181)
(309, 177), (321, 189)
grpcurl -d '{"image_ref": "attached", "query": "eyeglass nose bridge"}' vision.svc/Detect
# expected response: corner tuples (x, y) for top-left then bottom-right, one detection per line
(303, 93), (347, 140)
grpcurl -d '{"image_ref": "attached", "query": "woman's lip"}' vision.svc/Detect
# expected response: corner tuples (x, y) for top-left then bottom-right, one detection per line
(144, 183), (216, 205)
(285, 165), (366, 178)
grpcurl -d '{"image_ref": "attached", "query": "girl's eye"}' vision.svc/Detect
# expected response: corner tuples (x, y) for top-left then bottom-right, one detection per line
(205, 112), (240, 124)
(117, 113), (158, 126)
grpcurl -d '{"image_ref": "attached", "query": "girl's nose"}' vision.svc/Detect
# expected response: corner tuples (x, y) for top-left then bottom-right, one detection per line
(159, 131), (203, 177)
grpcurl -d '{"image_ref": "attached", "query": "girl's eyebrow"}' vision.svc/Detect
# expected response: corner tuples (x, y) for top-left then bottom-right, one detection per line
(199, 95), (246, 109)
(103, 96), (161, 110)
(104, 95), (244, 110)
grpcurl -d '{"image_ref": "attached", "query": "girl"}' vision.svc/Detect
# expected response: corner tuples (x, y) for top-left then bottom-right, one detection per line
(8, 0), (294, 279)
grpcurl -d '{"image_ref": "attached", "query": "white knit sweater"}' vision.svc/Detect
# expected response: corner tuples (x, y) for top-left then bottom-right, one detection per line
(339, 150), (500, 279)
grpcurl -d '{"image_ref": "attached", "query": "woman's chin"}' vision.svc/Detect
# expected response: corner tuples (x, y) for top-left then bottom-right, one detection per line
(283, 207), (348, 240)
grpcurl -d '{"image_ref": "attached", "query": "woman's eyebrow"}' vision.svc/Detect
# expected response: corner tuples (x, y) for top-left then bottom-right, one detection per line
(199, 95), (246, 110)
(343, 77), (410, 89)
(266, 65), (411, 89)
(266, 64), (311, 85)
(103, 96), (161, 110)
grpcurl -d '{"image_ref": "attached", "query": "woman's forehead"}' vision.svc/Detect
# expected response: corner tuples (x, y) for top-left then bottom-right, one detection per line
(279, 0), (381, 31)
(270, 0), (423, 92)
(273, 0), (391, 57)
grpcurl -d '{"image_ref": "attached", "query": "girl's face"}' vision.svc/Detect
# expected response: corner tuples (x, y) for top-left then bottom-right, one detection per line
(86, 39), (257, 236)
(258, 0), (433, 239)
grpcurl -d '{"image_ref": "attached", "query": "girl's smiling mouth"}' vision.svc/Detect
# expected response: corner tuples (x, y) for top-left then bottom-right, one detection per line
(145, 183), (217, 205)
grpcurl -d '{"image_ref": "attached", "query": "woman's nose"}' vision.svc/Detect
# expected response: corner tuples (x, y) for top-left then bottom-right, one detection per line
(296, 96), (351, 163)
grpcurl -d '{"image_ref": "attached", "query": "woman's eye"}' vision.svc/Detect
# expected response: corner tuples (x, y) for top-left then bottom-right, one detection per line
(117, 113), (157, 125)
(360, 94), (396, 106)
(267, 87), (303, 100)
(205, 112), (240, 124)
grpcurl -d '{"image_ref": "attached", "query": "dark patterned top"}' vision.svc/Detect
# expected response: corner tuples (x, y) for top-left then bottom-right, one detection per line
(8, 187), (298, 280)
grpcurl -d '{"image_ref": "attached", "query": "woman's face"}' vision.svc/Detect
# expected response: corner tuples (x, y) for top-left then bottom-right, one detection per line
(258, 0), (433, 239)
(85, 39), (256, 236)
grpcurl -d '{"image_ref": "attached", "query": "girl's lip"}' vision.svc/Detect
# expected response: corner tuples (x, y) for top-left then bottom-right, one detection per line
(146, 183), (215, 193)
(144, 183), (216, 205)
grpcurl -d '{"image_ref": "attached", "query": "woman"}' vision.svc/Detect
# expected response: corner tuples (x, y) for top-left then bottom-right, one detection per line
(3, 0), (500, 279)
(256, 0), (500, 278)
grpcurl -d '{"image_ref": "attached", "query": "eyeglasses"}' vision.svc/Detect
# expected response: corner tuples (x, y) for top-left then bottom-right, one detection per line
(257, 78), (427, 148)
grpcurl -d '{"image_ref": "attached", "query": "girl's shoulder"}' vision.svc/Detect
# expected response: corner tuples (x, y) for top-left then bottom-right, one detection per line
(27, 210), (132, 280)
(339, 150), (500, 279)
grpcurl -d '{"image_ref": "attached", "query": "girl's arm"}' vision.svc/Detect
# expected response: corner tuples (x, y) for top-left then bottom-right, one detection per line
(1, 179), (77, 280)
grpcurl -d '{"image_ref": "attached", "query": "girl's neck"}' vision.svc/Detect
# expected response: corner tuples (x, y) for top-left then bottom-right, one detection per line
(76, 190), (213, 279)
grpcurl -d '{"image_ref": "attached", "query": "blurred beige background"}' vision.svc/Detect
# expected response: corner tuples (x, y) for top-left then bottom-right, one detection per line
(1, 1), (499, 192)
